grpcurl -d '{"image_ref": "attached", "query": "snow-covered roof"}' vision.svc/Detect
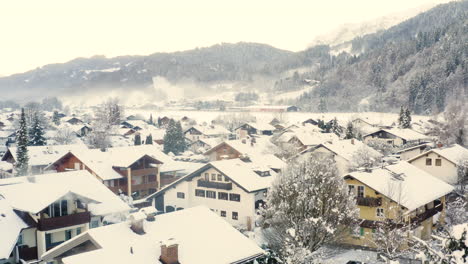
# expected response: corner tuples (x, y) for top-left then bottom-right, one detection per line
(186, 125), (230, 136)
(3, 144), (88, 166)
(364, 128), (430, 141)
(408, 144), (468, 165)
(42, 206), (264, 264)
(49, 145), (173, 181)
(0, 199), (28, 260)
(305, 139), (383, 162)
(210, 159), (277, 192)
(345, 161), (454, 212)
(0, 170), (130, 216)
(206, 138), (285, 170)
(293, 131), (339, 146)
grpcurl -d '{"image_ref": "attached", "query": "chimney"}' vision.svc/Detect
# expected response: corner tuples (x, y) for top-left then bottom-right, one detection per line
(129, 212), (146, 235)
(437, 143), (443, 148)
(160, 239), (179, 264)
(351, 139), (355, 145)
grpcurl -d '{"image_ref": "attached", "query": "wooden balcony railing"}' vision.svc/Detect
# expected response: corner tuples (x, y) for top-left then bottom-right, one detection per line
(410, 203), (443, 226)
(38, 212), (91, 231)
(132, 168), (157, 177)
(357, 197), (382, 207)
(197, 179), (232, 190)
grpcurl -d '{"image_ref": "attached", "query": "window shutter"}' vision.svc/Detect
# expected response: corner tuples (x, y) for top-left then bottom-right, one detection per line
(360, 228), (364, 236)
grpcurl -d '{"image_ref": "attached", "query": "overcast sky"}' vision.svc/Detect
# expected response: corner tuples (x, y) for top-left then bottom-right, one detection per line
(0, 0), (451, 76)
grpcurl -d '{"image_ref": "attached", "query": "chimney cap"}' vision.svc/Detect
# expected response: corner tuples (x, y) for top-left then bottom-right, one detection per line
(160, 238), (178, 247)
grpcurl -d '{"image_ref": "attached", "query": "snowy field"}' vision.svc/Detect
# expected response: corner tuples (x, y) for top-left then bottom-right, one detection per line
(124, 108), (431, 127)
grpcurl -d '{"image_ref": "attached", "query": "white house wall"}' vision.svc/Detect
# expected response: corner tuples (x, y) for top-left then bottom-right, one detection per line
(409, 152), (458, 184)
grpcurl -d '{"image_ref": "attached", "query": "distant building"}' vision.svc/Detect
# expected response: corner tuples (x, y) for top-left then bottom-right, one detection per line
(362, 128), (431, 147)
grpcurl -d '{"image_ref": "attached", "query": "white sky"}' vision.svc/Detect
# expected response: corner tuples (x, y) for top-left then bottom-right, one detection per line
(0, 0), (451, 76)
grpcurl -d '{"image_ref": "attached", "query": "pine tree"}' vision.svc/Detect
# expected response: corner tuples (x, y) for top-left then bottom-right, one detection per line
(163, 119), (186, 155)
(345, 122), (354, 139)
(30, 112), (46, 146)
(398, 106), (405, 127)
(149, 114), (153, 125)
(52, 110), (61, 125)
(145, 134), (153, 145)
(318, 98), (327, 113)
(455, 128), (464, 146)
(403, 108), (412, 128)
(134, 134), (142, 145)
(15, 108), (29, 176)
(330, 117), (341, 136)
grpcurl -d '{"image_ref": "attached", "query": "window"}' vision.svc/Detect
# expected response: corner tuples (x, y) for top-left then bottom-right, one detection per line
(45, 233), (52, 248)
(65, 230), (72, 240)
(435, 159), (442, 166)
(206, 191), (216, 199)
(149, 188), (156, 194)
(204, 173), (209, 181)
(90, 220), (100, 228)
(177, 192), (185, 199)
(17, 233), (23, 245)
(357, 186), (364, 198)
(221, 211), (226, 217)
(148, 175), (156, 182)
(351, 227), (363, 237)
(211, 173), (216, 181)
(218, 192), (228, 200)
(195, 189), (206, 197)
(229, 193), (241, 202)
(217, 174), (223, 181)
(232, 211), (238, 220)
(376, 208), (385, 217)
(426, 158), (432, 166)
(76, 227), (82, 235)
(61, 200), (68, 216)
(224, 176), (229, 182)
(348, 185), (355, 195)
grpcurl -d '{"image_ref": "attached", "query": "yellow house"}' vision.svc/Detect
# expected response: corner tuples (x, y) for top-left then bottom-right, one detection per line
(342, 161), (453, 248)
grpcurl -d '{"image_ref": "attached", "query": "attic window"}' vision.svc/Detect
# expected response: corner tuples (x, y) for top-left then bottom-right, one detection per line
(255, 171), (270, 177)
(426, 158), (432, 166)
(435, 159), (442, 166)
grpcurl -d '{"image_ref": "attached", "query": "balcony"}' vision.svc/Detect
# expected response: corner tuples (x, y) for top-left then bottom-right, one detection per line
(38, 212), (91, 231)
(132, 168), (157, 177)
(357, 197), (382, 207)
(410, 203), (443, 225)
(197, 179), (232, 190)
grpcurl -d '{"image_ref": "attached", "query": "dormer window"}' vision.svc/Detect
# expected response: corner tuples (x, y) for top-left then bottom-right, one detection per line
(254, 171), (270, 177)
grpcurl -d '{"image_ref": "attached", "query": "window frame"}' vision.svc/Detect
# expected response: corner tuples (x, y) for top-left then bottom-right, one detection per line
(435, 158), (442, 166)
(232, 211), (238, 220)
(357, 186), (365, 198)
(221, 210), (226, 217)
(426, 158), (432, 166)
(376, 208), (385, 217)
(218, 192), (228, 200)
(195, 189), (206, 197)
(229, 193), (241, 202)
(177, 192), (185, 199)
(206, 190), (216, 199)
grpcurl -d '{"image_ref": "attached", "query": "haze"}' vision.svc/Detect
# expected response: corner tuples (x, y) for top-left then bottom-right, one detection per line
(0, 0), (450, 76)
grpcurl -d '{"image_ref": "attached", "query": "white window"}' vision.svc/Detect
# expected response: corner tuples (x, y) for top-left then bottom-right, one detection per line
(348, 185), (355, 195)
(74, 162), (81, 170)
(376, 208), (385, 217)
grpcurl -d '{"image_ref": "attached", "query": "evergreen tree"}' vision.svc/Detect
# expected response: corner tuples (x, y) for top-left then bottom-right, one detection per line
(15, 108), (29, 176)
(29, 112), (47, 146)
(145, 134), (153, 145)
(455, 128), (465, 146)
(163, 119), (186, 155)
(134, 134), (142, 145)
(318, 98), (327, 113)
(398, 106), (405, 127)
(403, 108), (412, 128)
(345, 122), (354, 139)
(52, 110), (61, 125)
(149, 114), (153, 125)
(329, 117), (341, 136)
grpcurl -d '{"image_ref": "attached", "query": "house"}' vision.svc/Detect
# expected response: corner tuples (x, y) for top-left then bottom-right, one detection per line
(396, 143), (433, 160)
(0, 170), (130, 263)
(157, 116), (171, 128)
(142, 159), (276, 230)
(184, 125), (230, 142)
(203, 138), (285, 172)
(188, 137), (222, 153)
(45, 145), (171, 199)
(343, 162), (453, 248)
(302, 118), (318, 126)
(1, 144), (88, 175)
(243, 105), (299, 112)
(288, 131), (339, 152)
(362, 128), (431, 147)
(40, 206), (264, 264)
(65, 117), (83, 125)
(407, 144), (468, 185)
(300, 139), (383, 175)
(235, 122), (275, 138)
